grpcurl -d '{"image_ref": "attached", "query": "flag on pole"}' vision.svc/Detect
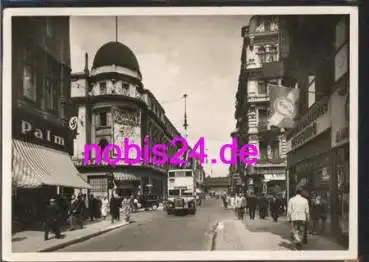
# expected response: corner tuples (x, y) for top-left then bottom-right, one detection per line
(268, 84), (300, 129)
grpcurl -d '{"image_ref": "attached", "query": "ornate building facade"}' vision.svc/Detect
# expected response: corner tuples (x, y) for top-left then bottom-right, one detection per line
(233, 16), (289, 196)
(71, 41), (204, 199)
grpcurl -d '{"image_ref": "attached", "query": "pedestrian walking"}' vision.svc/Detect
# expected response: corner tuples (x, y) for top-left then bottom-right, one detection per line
(247, 193), (257, 220)
(68, 195), (79, 230)
(230, 194), (236, 209)
(77, 194), (86, 228)
(270, 196), (281, 222)
(287, 188), (310, 250)
(110, 194), (120, 224)
(226, 194), (231, 209)
(258, 194), (268, 219)
(222, 193), (228, 209)
(235, 193), (243, 219)
(88, 194), (96, 221)
(44, 198), (62, 241)
(101, 195), (109, 220)
(310, 192), (327, 234)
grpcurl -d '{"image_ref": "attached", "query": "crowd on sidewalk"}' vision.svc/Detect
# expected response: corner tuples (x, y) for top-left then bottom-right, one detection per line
(221, 190), (329, 244)
(33, 190), (148, 242)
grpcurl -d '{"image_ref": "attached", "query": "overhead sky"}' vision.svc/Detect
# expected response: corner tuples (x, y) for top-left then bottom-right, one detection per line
(70, 15), (251, 177)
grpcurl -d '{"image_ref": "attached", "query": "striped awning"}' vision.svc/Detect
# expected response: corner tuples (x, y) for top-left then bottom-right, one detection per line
(113, 172), (140, 181)
(12, 140), (91, 189)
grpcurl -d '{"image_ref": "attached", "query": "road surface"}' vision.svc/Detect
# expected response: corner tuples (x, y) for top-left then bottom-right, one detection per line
(58, 199), (228, 251)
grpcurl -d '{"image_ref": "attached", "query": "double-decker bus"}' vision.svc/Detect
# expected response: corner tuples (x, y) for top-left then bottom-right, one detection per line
(165, 169), (197, 215)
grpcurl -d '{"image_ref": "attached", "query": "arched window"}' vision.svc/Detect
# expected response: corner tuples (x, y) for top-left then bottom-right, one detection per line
(99, 139), (109, 156)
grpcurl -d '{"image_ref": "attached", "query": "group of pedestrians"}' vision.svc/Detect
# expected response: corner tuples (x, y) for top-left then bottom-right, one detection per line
(43, 192), (139, 241)
(221, 192), (285, 221)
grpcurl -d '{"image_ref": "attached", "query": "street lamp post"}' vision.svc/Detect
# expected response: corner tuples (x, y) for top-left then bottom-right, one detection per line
(183, 94), (188, 138)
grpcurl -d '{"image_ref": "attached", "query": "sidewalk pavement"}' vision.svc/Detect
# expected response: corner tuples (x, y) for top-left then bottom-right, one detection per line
(12, 206), (163, 252)
(214, 214), (347, 251)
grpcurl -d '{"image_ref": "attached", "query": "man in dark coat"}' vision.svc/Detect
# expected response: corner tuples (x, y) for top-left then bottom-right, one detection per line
(88, 194), (96, 221)
(110, 195), (120, 223)
(247, 193), (257, 220)
(258, 194), (268, 219)
(270, 196), (281, 222)
(44, 198), (62, 241)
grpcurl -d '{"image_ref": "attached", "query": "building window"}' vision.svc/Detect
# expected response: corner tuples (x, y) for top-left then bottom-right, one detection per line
(270, 18), (279, 31)
(23, 65), (37, 102)
(271, 141), (279, 160)
(258, 109), (268, 127)
(100, 82), (107, 95)
(259, 142), (268, 161)
(266, 45), (278, 63)
(257, 46), (266, 63)
(99, 112), (107, 127)
(308, 75), (316, 108)
(255, 22), (265, 33)
(44, 64), (58, 112)
(98, 138), (109, 156)
(122, 82), (130, 95)
(258, 81), (267, 95)
(264, 21), (270, 31)
(89, 177), (108, 198)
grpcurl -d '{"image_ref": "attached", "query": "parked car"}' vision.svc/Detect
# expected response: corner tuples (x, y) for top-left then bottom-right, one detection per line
(139, 194), (160, 211)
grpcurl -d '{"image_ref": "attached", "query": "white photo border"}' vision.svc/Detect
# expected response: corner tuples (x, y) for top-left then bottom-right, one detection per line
(2, 6), (358, 261)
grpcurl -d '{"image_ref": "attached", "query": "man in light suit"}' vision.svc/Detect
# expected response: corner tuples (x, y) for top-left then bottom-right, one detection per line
(287, 188), (310, 247)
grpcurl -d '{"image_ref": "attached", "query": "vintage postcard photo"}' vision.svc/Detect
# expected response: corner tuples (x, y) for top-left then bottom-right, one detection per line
(2, 6), (358, 261)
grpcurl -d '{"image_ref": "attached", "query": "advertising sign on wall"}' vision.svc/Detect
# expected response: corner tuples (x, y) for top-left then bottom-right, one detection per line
(286, 111), (330, 153)
(330, 85), (349, 148)
(112, 107), (141, 161)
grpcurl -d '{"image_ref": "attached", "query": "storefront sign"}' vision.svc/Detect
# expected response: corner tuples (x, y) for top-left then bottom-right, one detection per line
(286, 108), (330, 152)
(264, 174), (286, 181)
(330, 85), (349, 148)
(13, 109), (74, 154)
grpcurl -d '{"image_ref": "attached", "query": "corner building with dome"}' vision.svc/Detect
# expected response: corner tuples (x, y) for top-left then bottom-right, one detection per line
(71, 41), (184, 199)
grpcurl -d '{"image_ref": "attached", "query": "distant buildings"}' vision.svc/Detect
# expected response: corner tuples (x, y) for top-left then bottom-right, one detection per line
(11, 17), (90, 231)
(71, 41), (204, 199)
(203, 176), (231, 195)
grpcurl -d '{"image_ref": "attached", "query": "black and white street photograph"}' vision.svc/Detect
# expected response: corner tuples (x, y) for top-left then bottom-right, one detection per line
(2, 7), (357, 261)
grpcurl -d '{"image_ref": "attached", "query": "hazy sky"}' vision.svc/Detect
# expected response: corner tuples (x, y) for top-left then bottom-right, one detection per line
(70, 15), (250, 177)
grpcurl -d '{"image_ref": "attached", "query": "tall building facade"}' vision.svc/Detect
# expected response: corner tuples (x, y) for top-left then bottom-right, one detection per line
(11, 17), (91, 231)
(234, 16), (289, 196)
(71, 41), (204, 199)
(283, 15), (349, 244)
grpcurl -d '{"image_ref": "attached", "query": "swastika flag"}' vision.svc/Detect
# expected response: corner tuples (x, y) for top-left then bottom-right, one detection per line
(268, 84), (300, 129)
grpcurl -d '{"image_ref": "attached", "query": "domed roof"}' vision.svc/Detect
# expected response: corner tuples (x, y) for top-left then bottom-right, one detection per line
(92, 41), (140, 73)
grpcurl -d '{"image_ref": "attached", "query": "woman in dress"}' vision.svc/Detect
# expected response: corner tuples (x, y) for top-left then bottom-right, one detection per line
(101, 195), (109, 220)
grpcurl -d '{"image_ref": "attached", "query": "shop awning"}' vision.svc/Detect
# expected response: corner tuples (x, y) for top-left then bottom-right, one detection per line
(113, 172), (140, 181)
(12, 140), (91, 189)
